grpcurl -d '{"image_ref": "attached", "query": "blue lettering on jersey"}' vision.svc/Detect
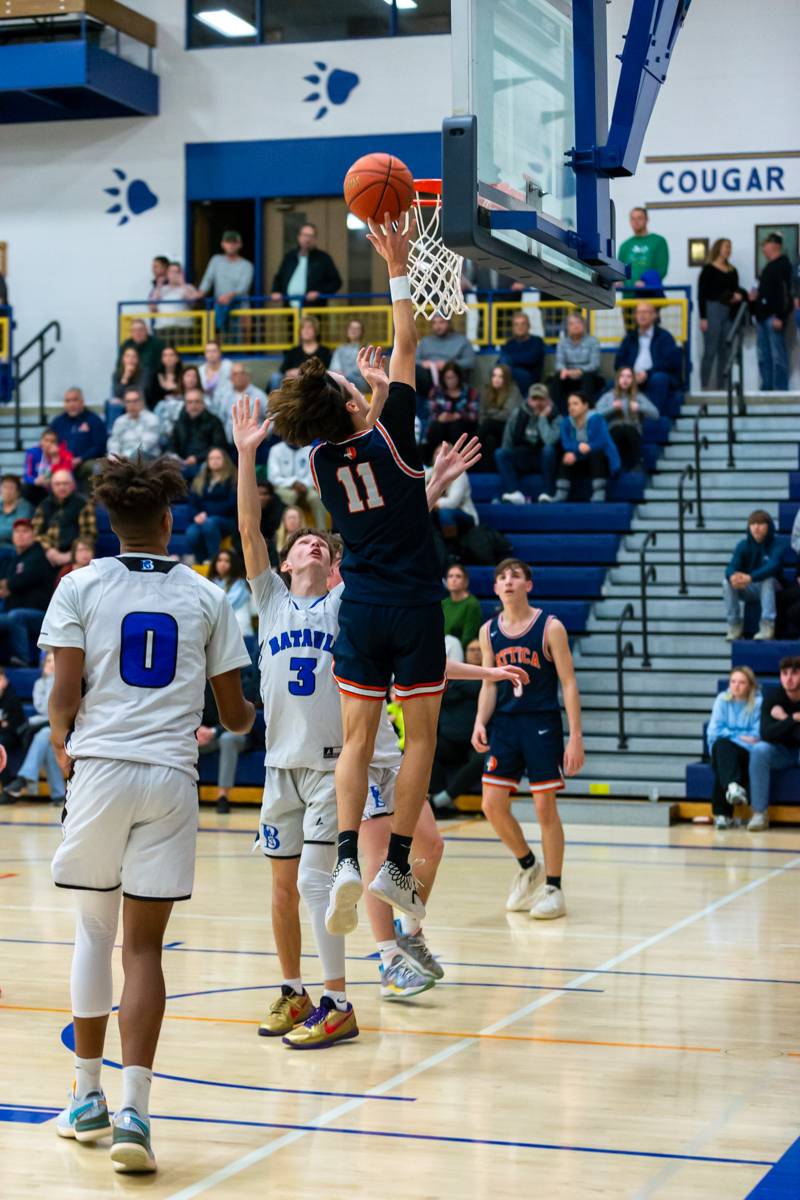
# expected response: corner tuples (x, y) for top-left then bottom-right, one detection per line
(369, 783), (385, 810)
(268, 630), (334, 658)
(261, 823), (281, 850)
(140, 559), (155, 571)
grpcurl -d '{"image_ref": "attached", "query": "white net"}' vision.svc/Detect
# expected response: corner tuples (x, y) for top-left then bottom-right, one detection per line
(407, 187), (466, 321)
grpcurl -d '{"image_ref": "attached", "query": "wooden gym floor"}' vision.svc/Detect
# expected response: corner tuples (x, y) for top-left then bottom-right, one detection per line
(0, 804), (798, 1199)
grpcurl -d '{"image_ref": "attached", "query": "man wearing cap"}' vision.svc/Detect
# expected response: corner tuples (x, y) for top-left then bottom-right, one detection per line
(749, 233), (793, 391)
(0, 518), (54, 665)
(270, 223), (342, 307)
(198, 231), (254, 334)
(495, 383), (561, 504)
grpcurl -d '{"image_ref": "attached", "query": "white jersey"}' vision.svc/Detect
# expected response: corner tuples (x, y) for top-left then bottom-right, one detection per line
(38, 554), (251, 779)
(251, 569), (401, 772)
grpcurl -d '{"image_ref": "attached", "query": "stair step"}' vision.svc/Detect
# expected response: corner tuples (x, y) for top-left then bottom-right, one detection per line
(594, 596), (736, 619)
(574, 753), (688, 781)
(576, 711), (701, 737)
(648, 474), (786, 496)
(605, 584), (725, 602)
(583, 734), (700, 755)
(576, 652), (727, 673)
(577, 630), (728, 656)
(578, 670), (719, 695)
(562, 777), (685, 799)
(609, 564), (726, 586)
(621, 531), (742, 553)
(582, 690), (710, 712)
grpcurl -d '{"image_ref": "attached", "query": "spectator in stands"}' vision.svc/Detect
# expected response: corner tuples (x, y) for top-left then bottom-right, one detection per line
(0, 519), (54, 665)
(496, 383), (560, 505)
(207, 547), (252, 639)
(425, 362), (480, 457)
(776, 509), (800, 638)
(551, 312), (602, 412)
(596, 367), (659, 471)
(149, 261), (198, 341)
(270, 222), (342, 306)
(48, 388), (107, 485)
(274, 505), (304, 557)
(478, 364), (520, 469)
(196, 682), (248, 814)
(154, 393), (184, 451)
(0, 476), (32, 546)
(3, 651), (65, 805)
(429, 637), (484, 814)
(749, 232), (793, 392)
(747, 655), (800, 831)
(613, 301), (682, 415)
(117, 318), (165, 406)
(416, 315), (476, 397)
(199, 339), (233, 412)
(329, 318), (368, 391)
(186, 448), (238, 565)
(197, 231), (254, 333)
(23, 430), (73, 505)
(271, 317), (332, 392)
(0, 668), (26, 788)
(498, 311), (545, 395)
(723, 509), (781, 641)
(546, 392), (620, 503)
(219, 362), (268, 436)
(33, 470), (96, 571)
(267, 438), (327, 530)
(706, 666), (762, 829)
(698, 239), (746, 390)
(442, 564), (482, 650)
(55, 537), (95, 585)
(153, 346), (184, 404)
(149, 255), (170, 296)
(256, 480), (285, 555)
(618, 207), (669, 290)
(111, 345), (145, 402)
(181, 364), (203, 395)
(107, 388), (161, 461)
(168, 389), (227, 478)
(428, 443), (479, 552)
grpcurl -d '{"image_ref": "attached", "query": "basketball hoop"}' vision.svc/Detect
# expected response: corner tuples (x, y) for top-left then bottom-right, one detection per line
(407, 179), (466, 321)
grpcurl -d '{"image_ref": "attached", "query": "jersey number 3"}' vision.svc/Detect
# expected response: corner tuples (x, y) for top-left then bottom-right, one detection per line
(335, 462), (385, 513)
(120, 612), (179, 689)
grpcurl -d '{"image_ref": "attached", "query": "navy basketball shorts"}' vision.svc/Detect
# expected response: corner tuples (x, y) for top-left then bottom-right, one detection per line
(333, 598), (446, 701)
(482, 711), (565, 795)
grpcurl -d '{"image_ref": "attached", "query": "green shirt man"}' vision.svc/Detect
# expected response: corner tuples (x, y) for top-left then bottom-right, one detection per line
(618, 207), (669, 287)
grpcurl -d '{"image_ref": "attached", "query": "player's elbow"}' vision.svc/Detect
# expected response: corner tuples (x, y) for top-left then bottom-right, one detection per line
(220, 699), (255, 736)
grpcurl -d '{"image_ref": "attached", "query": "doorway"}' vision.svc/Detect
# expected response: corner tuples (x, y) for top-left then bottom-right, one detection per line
(189, 200), (257, 291)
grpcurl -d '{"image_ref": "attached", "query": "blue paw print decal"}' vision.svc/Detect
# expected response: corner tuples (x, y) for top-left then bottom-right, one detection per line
(303, 61), (360, 120)
(104, 169), (159, 226)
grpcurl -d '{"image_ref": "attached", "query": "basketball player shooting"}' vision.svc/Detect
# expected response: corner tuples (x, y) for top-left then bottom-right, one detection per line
(269, 213), (449, 931)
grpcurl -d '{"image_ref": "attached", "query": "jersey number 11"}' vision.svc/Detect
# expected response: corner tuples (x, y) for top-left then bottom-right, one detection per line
(335, 462), (385, 513)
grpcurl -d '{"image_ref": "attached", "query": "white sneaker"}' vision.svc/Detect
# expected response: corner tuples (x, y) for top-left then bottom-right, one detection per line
(368, 860), (426, 922)
(501, 490), (526, 505)
(505, 861), (543, 911)
(747, 812), (769, 832)
(55, 1087), (111, 1142)
(530, 884), (567, 920)
(537, 492), (555, 503)
(726, 782), (748, 806)
(754, 620), (775, 641)
(725, 623), (744, 642)
(714, 815), (733, 830)
(324, 858), (362, 935)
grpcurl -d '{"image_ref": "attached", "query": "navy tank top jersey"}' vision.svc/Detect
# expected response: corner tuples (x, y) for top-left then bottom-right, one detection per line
(488, 608), (560, 715)
(309, 382), (442, 608)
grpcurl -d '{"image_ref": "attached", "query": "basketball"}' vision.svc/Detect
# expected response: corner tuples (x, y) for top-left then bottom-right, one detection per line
(343, 152), (414, 224)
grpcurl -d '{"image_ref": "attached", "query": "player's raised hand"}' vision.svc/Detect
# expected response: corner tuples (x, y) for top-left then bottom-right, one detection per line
(367, 212), (414, 270)
(357, 346), (391, 428)
(231, 393), (272, 455)
(486, 664), (529, 697)
(432, 433), (482, 491)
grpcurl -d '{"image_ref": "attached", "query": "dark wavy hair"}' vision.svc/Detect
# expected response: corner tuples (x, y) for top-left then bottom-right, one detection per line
(93, 454), (187, 539)
(269, 357), (353, 447)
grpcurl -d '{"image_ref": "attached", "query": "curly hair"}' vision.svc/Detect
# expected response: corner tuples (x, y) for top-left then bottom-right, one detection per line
(269, 357), (353, 447)
(94, 454), (187, 539)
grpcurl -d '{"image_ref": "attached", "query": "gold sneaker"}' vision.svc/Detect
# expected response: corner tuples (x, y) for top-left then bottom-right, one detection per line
(258, 987), (313, 1037)
(282, 996), (359, 1050)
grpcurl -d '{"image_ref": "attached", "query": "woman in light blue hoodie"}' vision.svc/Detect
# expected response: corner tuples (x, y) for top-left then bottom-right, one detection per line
(707, 666), (761, 829)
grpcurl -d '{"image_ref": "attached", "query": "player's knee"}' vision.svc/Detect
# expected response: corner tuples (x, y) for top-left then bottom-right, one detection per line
(533, 791), (561, 825)
(271, 874), (300, 911)
(481, 790), (503, 822)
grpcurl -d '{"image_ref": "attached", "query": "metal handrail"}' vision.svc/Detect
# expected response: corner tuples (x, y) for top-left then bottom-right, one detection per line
(615, 603), (635, 750)
(12, 320), (61, 450)
(677, 464), (694, 595)
(692, 403), (709, 529)
(722, 301), (749, 468)
(638, 531), (657, 668)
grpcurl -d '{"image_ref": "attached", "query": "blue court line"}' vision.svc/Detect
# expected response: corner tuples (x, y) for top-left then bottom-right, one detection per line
(0, 1104), (55, 1125)
(746, 1135), (800, 1197)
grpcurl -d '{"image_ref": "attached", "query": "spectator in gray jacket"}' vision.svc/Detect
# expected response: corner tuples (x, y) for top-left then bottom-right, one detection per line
(197, 231), (254, 334)
(415, 316), (475, 416)
(596, 366), (659, 471)
(107, 389), (161, 460)
(550, 312), (602, 412)
(329, 318), (368, 391)
(495, 384), (561, 504)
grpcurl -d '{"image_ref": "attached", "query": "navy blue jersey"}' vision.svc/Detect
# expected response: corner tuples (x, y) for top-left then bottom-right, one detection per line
(310, 381), (442, 607)
(487, 608), (560, 715)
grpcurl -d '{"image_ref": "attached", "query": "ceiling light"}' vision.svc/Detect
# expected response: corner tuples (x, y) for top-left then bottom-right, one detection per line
(195, 9), (257, 38)
(381, 0), (418, 9)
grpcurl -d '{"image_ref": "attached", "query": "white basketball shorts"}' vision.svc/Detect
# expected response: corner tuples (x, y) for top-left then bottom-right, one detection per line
(52, 758), (199, 900)
(257, 764), (396, 858)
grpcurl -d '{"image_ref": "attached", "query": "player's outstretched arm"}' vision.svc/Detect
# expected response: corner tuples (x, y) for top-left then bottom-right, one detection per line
(547, 618), (585, 776)
(447, 658), (528, 696)
(49, 646), (84, 776)
(471, 621), (498, 753)
(209, 668), (255, 736)
(357, 345), (390, 428)
(231, 394), (272, 580)
(426, 433), (482, 510)
(367, 213), (416, 388)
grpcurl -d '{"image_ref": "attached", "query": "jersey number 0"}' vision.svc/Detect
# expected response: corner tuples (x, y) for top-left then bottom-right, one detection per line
(335, 462), (385, 513)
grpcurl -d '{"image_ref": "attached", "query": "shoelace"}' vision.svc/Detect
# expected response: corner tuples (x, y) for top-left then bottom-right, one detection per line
(332, 857), (359, 881)
(383, 861), (423, 895)
(302, 996), (341, 1027)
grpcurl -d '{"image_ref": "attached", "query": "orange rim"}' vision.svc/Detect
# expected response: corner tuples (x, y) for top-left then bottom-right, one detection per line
(414, 178), (442, 207)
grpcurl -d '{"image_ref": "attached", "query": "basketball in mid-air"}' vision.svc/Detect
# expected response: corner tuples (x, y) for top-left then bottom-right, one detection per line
(343, 153), (414, 224)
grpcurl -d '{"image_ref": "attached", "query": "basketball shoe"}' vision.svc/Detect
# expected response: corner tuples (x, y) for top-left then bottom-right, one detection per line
(394, 918), (444, 980)
(380, 954), (435, 1000)
(368, 860), (426, 921)
(258, 986), (314, 1036)
(55, 1086), (111, 1142)
(110, 1107), (156, 1173)
(506, 861), (543, 911)
(530, 884), (567, 919)
(325, 858), (363, 935)
(282, 996), (359, 1049)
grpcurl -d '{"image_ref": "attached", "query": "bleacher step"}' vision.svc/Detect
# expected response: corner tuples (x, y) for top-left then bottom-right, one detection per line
(578, 671), (721, 696)
(581, 691), (710, 713)
(573, 711), (701, 737)
(576, 632), (728, 658)
(576, 653), (728, 673)
(609, 564), (727, 586)
(516, 794), (679, 823)
(573, 753), (688, 782)
(648, 474), (786, 496)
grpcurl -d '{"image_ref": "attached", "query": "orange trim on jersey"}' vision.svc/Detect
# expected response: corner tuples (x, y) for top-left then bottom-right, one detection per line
(308, 444), (321, 496)
(393, 678), (447, 699)
(498, 608), (541, 640)
(542, 613), (555, 662)
(375, 420), (425, 479)
(394, 676), (447, 691)
(333, 672), (387, 701)
(482, 774), (521, 790)
(529, 777), (565, 794)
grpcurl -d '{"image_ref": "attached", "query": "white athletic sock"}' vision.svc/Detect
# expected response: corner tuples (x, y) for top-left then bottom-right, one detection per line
(323, 989), (348, 1011)
(74, 1055), (102, 1100)
(398, 913), (422, 937)
(284, 978), (304, 995)
(377, 939), (399, 969)
(121, 1066), (152, 1121)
